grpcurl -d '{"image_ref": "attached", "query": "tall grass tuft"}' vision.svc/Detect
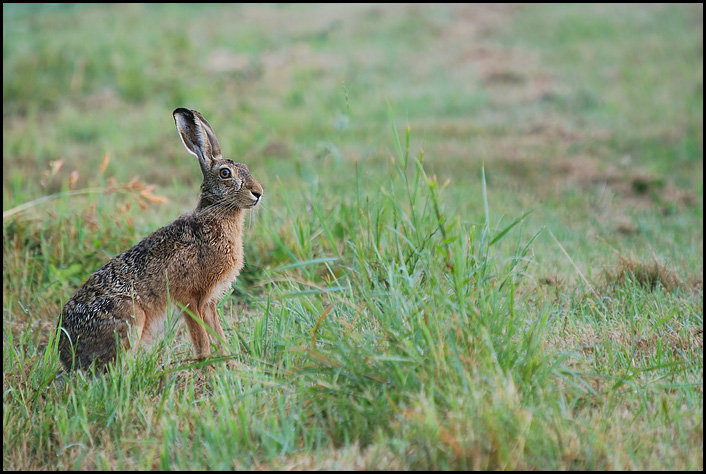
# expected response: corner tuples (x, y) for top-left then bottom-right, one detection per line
(244, 110), (558, 467)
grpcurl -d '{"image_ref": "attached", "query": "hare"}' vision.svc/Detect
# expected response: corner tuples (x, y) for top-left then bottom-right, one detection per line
(57, 108), (263, 371)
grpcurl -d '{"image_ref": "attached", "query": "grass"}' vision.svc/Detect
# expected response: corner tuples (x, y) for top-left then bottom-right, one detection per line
(3, 3), (703, 470)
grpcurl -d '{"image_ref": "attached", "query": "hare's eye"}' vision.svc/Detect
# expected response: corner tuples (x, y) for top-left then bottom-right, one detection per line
(219, 168), (232, 179)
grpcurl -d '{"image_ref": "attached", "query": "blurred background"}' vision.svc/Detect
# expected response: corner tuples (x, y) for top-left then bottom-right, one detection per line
(3, 2), (703, 335)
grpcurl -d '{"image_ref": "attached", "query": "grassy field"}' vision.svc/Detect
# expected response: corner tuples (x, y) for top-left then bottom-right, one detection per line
(3, 3), (703, 470)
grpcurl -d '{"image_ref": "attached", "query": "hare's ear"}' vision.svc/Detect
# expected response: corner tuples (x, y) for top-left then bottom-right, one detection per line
(173, 108), (222, 174)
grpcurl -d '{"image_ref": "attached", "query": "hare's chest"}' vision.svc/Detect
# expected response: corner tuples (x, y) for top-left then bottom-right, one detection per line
(206, 238), (244, 303)
(208, 266), (240, 303)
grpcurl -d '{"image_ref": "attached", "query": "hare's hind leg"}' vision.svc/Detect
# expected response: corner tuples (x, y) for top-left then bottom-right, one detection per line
(134, 306), (163, 349)
(58, 298), (133, 371)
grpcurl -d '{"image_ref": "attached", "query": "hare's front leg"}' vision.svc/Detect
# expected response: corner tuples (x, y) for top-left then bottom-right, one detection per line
(203, 300), (237, 369)
(182, 301), (212, 361)
(203, 300), (227, 345)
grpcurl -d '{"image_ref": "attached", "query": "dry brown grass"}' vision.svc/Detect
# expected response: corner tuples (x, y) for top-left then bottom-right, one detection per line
(604, 253), (684, 292)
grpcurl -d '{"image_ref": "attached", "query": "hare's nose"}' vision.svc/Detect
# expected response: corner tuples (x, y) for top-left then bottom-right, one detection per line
(251, 191), (262, 201)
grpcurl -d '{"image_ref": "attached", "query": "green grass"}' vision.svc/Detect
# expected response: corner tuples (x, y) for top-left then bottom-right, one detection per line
(3, 3), (702, 470)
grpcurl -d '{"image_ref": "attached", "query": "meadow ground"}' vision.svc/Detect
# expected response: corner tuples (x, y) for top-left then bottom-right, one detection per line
(3, 3), (703, 470)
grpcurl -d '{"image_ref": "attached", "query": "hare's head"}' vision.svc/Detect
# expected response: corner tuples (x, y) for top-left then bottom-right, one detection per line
(173, 108), (263, 212)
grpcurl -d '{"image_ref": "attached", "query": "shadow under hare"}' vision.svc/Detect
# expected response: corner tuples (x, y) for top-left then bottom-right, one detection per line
(57, 108), (263, 371)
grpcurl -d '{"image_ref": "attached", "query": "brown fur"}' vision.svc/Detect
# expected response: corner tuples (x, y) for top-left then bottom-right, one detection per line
(57, 108), (263, 371)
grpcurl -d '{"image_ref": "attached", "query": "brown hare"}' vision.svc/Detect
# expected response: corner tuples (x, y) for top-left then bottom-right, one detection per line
(57, 108), (263, 371)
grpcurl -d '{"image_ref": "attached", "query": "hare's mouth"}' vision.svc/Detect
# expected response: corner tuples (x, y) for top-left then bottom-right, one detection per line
(246, 191), (262, 208)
